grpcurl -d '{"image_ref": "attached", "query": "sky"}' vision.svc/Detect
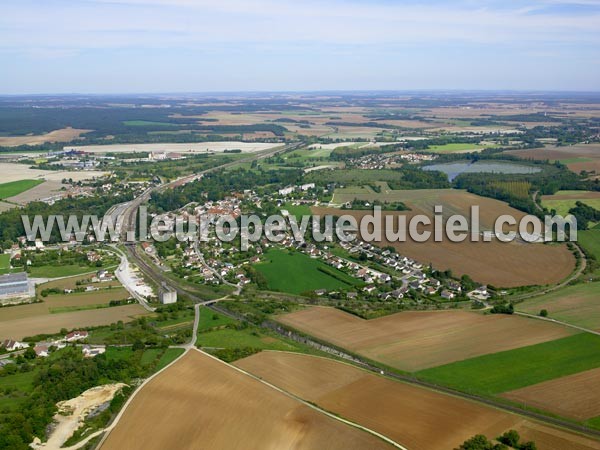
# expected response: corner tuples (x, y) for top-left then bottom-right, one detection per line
(1, 0), (599, 94)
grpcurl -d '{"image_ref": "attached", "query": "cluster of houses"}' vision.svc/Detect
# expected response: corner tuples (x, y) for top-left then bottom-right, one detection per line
(1, 330), (105, 361)
(346, 152), (436, 170)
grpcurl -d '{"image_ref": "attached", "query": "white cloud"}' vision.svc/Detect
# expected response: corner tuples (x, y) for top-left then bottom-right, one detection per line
(0, 0), (599, 57)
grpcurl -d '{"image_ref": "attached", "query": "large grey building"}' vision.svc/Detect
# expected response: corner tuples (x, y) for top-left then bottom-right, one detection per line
(0, 272), (30, 297)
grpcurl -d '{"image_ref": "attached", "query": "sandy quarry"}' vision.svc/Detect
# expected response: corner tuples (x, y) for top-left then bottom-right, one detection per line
(31, 383), (125, 450)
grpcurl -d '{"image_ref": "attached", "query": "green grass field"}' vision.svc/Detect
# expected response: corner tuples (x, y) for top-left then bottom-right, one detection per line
(256, 249), (361, 295)
(197, 326), (302, 352)
(425, 143), (499, 153)
(282, 202), (312, 219)
(516, 283), (600, 330)
(28, 264), (99, 278)
(0, 254), (10, 270)
(542, 191), (600, 218)
(0, 179), (44, 200)
(155, 348), (185, 371)
(197, 306), (236, 332)
(579, 230), (600, 260)
(417, 333), (600, 395)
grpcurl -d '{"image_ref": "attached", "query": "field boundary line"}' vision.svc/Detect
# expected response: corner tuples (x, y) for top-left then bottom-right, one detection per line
(197, 348), (409, 450)
(514, 311), (600, 336)
(90, 347), (189, 450)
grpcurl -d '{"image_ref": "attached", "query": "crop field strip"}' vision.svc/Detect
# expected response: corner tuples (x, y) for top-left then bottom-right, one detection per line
(276, 307), (575, 372)
(417, 333), (600, 395)
(236, 351), (600, 450)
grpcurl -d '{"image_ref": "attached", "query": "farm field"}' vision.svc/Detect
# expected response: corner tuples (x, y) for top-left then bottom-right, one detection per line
(100, 350), (394, 450)
(0, 303), (147, 341)
(0, 179), (44, 199)
(541, 190), (600, 217)
(506, 144), (600, 174)
(0, 288), (131, 322)
(64, 141), (280, 154)
(312, 204), (575, 287)
(417, 333), (600, 395)
(0, 274), (143, 340)
(502, 367), (600, 421)
(276, 307), (574, 371)
(425, 142), (499, 153)
(516, 283), (600, 330)
(5, 180), (63, 205)
(255, 249), (362, 295)
(0, 162), (107, 183)
(28, 263), (104, 278)
(0, 127), (91, 147)
(236, 351), (600, 450)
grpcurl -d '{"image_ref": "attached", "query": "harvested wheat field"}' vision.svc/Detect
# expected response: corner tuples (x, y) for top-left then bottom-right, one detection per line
(276, 307), (575, 371)
(313, 203), (575, 287)
(100, 351), (394, 450)
(0, 304), (147, 341)
(0, 127), (91, 147)
(502, 367), (600, 421)
(236, 351), (600, 450)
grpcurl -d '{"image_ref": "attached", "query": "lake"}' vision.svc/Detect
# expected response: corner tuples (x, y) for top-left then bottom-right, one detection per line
(422, 161), (541, 181)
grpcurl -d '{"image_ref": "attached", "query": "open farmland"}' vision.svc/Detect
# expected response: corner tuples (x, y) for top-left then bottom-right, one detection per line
(425, 142), (499, 153)
(0, 127), (91, 147)
(542, 190), (600, 217)
(0, 179), (44, 199)
(506, 144), (600, 174)
(255, 249), (362, 294)
(276, 307), (574, 371)
(516, 283), (600, 330)
(0, 276), (145, 340)
(0, 304), (147, 341)
(236, 351), (600, 450)
(417, 333), (600, 395)
(502, 367), (600, 421)
(313, 200), (575, 287)
(64, 141), (281, 154)
(100, 350), (394, 450)
(0, 162), (107, 183)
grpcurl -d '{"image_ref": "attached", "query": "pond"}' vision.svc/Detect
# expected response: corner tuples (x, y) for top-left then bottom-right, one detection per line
(422, 161), (541, 181)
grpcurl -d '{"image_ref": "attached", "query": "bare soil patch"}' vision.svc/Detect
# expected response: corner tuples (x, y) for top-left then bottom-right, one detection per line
(237, 351), (600, 450)
(313, 203), (575, 287)
(0, 304), (147, 341)
(276, 307), (574, 371)
(0, 128), (91, 147)
(502, 368), (600, 420)
(100, 351), (393, 450)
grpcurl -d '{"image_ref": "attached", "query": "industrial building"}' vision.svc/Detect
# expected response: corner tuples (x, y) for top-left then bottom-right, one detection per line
(0, 272), (30, 298)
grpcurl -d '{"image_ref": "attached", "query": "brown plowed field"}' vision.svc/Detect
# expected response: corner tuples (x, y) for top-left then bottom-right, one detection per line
(0, 127), (91, 146)
(506, 144), (600, 174)
(100, 351), (394, 450)
(502, 368), (600, 420)
(0, 304), (147, 341)
(236, 351), (600, 450)
(276, 307), (574, 371)
(312, 202), (575, 288)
